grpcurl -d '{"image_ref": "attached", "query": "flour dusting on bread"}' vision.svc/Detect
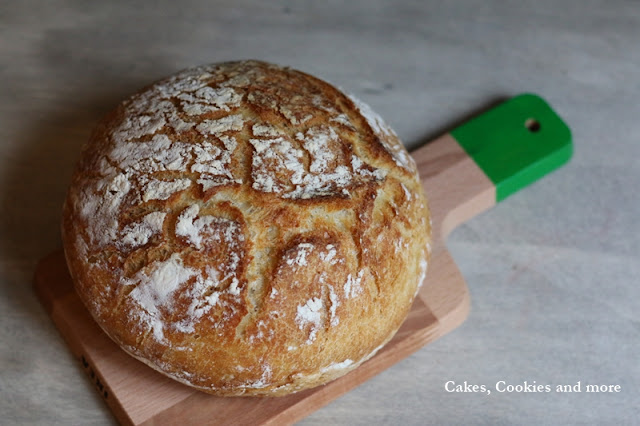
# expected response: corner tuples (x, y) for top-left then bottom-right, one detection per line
(62, 60), (431, 396)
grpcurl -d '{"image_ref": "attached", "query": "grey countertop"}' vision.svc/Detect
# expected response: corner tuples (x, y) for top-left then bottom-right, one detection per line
(1, 1), (638, 424)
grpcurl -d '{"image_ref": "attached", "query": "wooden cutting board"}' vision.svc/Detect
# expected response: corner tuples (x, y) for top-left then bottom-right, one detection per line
(33, 94), (571, 425)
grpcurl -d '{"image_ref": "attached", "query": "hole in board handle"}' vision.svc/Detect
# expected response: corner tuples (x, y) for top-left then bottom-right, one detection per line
(525, 118), (541, 133)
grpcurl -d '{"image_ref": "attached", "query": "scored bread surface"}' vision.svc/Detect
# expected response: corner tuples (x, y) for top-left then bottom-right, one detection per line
(61, 60), (431, 396)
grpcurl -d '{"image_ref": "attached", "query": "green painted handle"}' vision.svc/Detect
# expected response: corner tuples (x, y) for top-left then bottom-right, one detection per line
(451, 94), (572, 201)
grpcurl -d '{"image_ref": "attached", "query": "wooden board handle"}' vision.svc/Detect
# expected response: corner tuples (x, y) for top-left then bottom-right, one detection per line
(413, 93), (573, 240)
(451, 93), (572, 202)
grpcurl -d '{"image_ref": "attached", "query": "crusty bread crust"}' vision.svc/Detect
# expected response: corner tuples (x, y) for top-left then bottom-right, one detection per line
(61, 60), (431, 396)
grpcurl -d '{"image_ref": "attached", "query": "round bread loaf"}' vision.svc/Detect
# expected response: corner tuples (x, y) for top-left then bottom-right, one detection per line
(61, 60), (431, 396)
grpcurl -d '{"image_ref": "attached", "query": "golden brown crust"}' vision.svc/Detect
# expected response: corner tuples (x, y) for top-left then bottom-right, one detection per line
(61, 60), (431, 396)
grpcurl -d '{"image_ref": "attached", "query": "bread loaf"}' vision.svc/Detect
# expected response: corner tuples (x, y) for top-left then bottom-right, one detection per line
(61, 60), (431, 396)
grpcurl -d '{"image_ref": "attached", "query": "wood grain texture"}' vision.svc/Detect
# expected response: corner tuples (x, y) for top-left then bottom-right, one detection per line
(413, 134), (495, 331)
(33, 134), (494, 425)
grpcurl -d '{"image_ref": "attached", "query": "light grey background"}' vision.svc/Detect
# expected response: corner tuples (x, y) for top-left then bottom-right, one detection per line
(1, 1), (638, 424)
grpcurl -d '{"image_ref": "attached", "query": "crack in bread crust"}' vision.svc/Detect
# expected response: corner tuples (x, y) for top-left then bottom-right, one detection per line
(61, 60), (431, 396)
